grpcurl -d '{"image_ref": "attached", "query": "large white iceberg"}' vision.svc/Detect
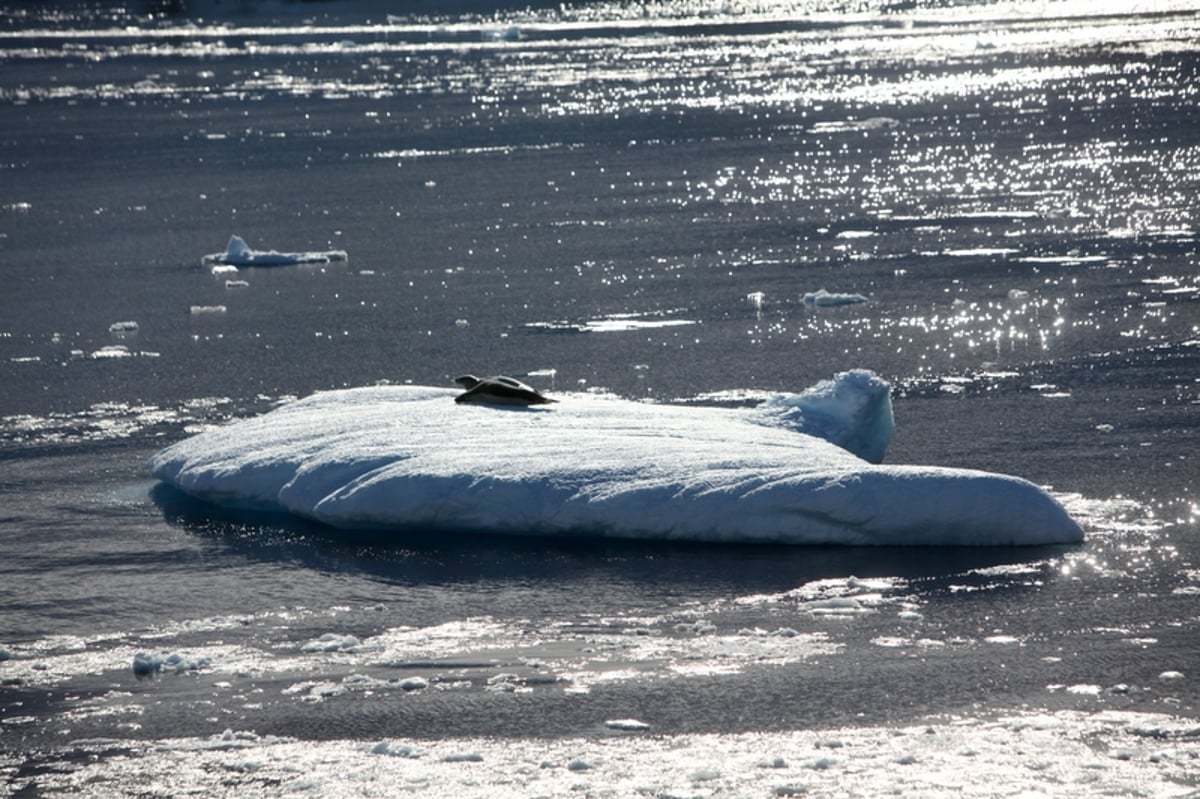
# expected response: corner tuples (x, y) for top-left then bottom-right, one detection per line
(201, 235), (348, 267)
(148, 371), (1083, 546)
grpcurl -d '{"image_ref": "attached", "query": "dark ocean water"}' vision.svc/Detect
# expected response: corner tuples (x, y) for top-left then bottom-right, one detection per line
(1, 1), (1199, 795)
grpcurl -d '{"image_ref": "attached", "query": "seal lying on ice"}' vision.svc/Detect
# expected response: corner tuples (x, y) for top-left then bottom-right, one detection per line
(454, 374), (557, 406)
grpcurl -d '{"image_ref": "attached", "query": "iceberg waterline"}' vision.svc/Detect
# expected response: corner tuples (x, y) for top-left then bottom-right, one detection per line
(147, 371), (1083, 546)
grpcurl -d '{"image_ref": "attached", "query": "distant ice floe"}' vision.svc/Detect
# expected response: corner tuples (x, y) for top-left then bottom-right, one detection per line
(809, 116), (900, 134)
(202, 234), (347, 267)
(523, 312), (696, 334)
(803, 289), (868, 307)
(149, 370), (1082, 546)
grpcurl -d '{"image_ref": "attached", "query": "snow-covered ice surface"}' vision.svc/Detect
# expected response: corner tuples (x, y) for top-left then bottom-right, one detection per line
(2, 0), (1199, 795)
(148, 371), (1083, 545)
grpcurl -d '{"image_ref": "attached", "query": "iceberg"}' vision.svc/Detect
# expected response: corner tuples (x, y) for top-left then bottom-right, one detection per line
(148, 371), (1083, 546)
(201, 235), (348, 267)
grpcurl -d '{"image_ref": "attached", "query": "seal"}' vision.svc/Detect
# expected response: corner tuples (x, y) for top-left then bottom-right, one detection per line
(454, 374), (557, 406)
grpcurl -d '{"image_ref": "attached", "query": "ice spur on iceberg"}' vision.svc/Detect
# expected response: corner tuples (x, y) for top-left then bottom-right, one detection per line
(148, 370), (1083, 546)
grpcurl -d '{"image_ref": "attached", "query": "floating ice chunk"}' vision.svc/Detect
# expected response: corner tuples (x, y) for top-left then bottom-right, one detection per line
(108, 320), (139, 334)
(189, 305), (227, 315)
(225, 279), (250, 289)
(210, 264), (239, 275)
(90, 345), (133, 359)
(202, 234), (347, 267)
(567, 759), (593, 771)
(1067, 684), (1103, 695)
(1159, 671), (1185, 681)
(442, 752), (483, 763)
(846, 576), (895, 592)
(300, 633), (360, 653)
(132, 651), (211, 677)
(399, 676), (429, 691)
(803, 289), (868, 306)
(804, 597), (865, 616)
(370, 741), (418, 757)
(147, 371), (1082, 546)
(0, 645), (11, 661)
(810, 116), (899, 134)
(605, 718), (651, 731)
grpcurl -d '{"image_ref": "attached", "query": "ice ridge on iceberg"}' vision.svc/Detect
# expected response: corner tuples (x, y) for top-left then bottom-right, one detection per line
(147, 370), (1083, 546)
(201, 235), (348, 267)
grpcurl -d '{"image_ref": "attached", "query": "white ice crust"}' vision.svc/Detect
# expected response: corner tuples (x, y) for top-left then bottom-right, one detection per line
(202, 234), (348, 267)
(148, 371), (1083, 546)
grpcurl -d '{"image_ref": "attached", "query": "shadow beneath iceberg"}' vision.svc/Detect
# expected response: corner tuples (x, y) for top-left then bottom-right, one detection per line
(150, 482), (1076, 598)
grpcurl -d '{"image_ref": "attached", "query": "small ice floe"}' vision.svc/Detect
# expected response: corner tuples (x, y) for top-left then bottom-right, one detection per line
(803, 289), (868, 307)
(674, 620), (718, 635)
(300, 633), (360, 653)
(809, 116), (900, 134)
(1159, 670), (1185, 681)
(567, 758), (593, 771)
(202, 235), (347, 267)
(398, 676), (429, 691)
(369, 741), (418, 757)
(132, 651), (211, 677)
(604, 718), (651, 731)
(0, 645), (11, 661)
(189, 305), (227, 315)
(210, 264), (239, 276)
(486, 673), (520, 692)
(90, 345), (133, 359)
(442, 752), (483, 763)
(225, 279), (250, 289)
(804, 597), (868, 616)
(108, 320), (139, 334)
(481, 24), (521, 41)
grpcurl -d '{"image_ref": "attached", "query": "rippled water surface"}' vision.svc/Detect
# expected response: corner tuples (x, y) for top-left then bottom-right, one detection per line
(2, 1), (1199, 795)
